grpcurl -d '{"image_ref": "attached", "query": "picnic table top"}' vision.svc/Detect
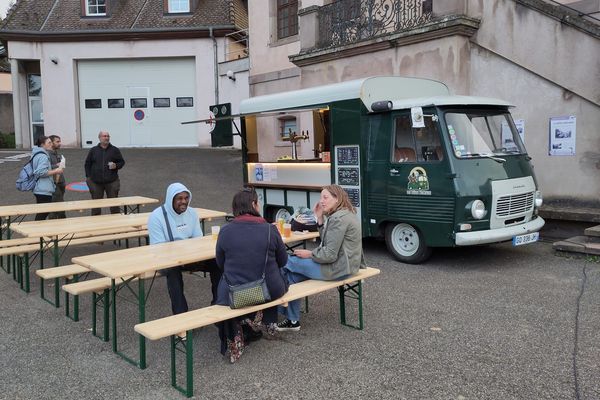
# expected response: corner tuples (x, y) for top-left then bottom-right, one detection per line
(0, 196), (158, 218)
(10, 208), (228, 238)
(72, 231), (320, 279)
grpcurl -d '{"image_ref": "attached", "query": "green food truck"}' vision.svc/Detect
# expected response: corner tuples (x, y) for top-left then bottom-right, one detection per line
(237, 76), (544, 263)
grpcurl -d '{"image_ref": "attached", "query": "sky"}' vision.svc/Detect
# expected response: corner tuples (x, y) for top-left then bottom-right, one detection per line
(0, 0), (12, 19)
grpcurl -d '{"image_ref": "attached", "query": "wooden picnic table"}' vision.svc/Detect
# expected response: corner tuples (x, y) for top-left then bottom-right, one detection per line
(71, 230), (320, 369)
(9, 208), (228, 268)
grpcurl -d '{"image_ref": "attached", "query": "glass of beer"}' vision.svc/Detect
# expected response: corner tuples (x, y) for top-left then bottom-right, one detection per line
(211, 225), (220, 239)
(283, 223), (292, 238)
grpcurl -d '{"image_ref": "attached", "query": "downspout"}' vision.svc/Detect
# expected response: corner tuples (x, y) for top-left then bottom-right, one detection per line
(210, 27), (219, 105)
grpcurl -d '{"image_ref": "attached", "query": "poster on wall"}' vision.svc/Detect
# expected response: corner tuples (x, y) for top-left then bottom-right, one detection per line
(549, 116), (576, 156)
(501, 119), (525, 150)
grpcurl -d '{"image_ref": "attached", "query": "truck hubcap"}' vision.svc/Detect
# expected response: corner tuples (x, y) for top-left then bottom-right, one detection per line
(392, 224), (419, 256)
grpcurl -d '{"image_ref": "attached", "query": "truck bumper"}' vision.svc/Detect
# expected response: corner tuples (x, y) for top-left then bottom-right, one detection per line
(455, 217), (545, 246)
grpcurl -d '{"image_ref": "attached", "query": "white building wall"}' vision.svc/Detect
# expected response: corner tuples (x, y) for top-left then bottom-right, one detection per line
(7, 38), (242, 148)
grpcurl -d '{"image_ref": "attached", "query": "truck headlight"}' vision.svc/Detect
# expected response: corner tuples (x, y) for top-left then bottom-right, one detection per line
(470, 200), (486, 220)
(534, 190), (543, 208)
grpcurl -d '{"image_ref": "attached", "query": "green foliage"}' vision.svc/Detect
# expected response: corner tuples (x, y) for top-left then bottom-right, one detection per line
(0, 132), (16, 148)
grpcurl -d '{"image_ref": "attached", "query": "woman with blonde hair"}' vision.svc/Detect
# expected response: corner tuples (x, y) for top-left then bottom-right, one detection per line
(277, 184), (366, 331)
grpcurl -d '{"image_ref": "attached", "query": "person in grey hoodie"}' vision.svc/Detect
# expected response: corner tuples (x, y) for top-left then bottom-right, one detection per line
(31, 136), (64, 220)
(147, 183), (222, 318)
(276, 184), (366, 332)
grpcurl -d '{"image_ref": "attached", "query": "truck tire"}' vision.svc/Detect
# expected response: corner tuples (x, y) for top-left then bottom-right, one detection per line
(268, 207), (291, 223)
(385, 222), (432, 264)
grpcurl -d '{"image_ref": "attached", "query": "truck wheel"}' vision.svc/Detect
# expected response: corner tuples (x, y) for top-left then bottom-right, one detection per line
(268, 207), (291, 223)
(385, 223), (432, 264)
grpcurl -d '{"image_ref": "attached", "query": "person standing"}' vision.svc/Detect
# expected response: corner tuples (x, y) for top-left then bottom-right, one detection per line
(48, 135), (66, 219)
(84, 131), (125, 215)
(31, 136), (64, 221)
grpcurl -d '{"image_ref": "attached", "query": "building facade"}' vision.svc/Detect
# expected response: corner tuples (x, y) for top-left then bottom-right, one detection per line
(247, 0), (600, 209)
(0, 0), (249, 148)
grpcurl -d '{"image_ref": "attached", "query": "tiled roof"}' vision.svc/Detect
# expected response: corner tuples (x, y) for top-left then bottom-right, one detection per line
(0, 0), (248, 38)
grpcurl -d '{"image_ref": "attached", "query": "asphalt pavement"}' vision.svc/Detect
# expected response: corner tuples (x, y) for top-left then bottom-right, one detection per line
(0, 148), (598, 399)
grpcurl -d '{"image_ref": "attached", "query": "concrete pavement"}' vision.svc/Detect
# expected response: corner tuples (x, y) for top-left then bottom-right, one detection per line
(0, 148), (598, 399)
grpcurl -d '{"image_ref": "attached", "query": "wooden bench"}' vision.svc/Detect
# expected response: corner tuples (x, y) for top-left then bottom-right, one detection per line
(0, 229), (149, 294)
(63, 271), (159, 341)
(35, 264), (91, 316)
(134, 267), (381, 397)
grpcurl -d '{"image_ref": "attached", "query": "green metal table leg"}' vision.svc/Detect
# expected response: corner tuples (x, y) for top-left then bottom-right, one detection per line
(103, 289), (109, 342)
(23, 253), (30, 293)
(171, 331), (194, 397)
(338, 281), (364, 330)
(138, 278), (147, 369)
(111, 280), (117, 352)
(91, 292), (97, 336)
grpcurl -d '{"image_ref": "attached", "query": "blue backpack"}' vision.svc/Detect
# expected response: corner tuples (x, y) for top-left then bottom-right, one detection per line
(16, 153), (43, 192)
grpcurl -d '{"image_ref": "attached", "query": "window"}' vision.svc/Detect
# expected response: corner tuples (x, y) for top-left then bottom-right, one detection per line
(108, 99), (124, 108)
(277, 0), (298, 39)
(167, 0), (190, 13)
(393, 114), (443, 163)
(130, 98), (147, 108)
(85, 0), (107, 16)
(153, 98), (171, 108)
(279, 117), (296, 139)
(176, 97), (193, 107)
(85, 99), (102, 109)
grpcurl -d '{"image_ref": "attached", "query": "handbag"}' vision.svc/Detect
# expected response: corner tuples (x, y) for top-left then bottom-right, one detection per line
(225, 226), (272, 309)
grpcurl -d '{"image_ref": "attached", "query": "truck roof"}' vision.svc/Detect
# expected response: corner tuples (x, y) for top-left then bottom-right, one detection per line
(239, 76), (450, 114)
(390, 95), (513, 110)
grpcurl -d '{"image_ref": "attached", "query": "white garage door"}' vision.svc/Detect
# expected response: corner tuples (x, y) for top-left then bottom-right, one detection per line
(78, 58), (197, 148)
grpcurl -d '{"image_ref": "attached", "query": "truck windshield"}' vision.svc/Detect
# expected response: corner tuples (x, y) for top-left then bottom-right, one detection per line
(444, 110), (526, 158)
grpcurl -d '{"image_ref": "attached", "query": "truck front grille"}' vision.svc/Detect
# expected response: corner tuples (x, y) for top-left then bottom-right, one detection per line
(495, 192), (534, 218)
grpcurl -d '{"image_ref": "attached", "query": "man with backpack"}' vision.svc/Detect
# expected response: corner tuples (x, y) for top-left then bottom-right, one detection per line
(84, 131), (125, 215)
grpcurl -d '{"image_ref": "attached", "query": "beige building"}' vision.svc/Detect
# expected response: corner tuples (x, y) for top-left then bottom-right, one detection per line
(247, 0), (600, 212)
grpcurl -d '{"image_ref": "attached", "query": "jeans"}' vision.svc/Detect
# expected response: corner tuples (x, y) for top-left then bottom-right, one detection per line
(49, 182), (66, 219)
(87, 178), (121, 215)
(34, 194), (53, 220)
(279, 256), (324, 322)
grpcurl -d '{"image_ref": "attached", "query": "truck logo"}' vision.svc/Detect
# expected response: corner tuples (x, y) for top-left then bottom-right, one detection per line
(407, 167), (432, 195)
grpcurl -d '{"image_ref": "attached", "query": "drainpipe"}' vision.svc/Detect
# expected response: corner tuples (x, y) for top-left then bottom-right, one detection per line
(210, 27), (219, 105)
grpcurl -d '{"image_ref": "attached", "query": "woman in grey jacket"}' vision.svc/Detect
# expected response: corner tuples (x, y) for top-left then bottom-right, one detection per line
(31, 136), (64, 220)
(277, 184), (366, 331)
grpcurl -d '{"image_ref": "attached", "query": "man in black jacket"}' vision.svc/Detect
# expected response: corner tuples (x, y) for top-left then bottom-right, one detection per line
(84, 131), (125, 215)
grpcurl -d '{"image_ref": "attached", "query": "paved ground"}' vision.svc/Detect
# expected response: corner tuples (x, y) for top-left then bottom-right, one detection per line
(1, 148), (599, 399)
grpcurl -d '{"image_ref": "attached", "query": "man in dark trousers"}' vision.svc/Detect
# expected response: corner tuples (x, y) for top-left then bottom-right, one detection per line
(147, 183), (221, 322)
(48, 135), (66, 219)
(84, 131), (125, 215)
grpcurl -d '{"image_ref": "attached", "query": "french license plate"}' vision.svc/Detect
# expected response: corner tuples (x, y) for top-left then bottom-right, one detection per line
(512, 232), (539, 246)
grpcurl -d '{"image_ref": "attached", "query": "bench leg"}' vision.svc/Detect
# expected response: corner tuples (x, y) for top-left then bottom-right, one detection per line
(64, 275), (80, 321)
(338, 280), (364, 330)
(23, 253), (30, 293)
(171, 331), (194, 397)
(91, 289), (109, 342)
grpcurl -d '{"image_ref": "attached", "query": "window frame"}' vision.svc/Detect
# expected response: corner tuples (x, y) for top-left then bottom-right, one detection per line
(84, 99), (102, 109)
(153, 98), (171, 108)
(107, 98), (125, 109)
(176, 97), (194, 107)
(130, 98), (148, 109)
(84, 0), (107, 17)
(392, 113), (444, 163)
(277, 0), (299, 40)
(165, 0), (191, 14)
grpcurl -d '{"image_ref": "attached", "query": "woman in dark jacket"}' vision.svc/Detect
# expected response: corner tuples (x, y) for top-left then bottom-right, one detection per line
(215, 187), (288, 363)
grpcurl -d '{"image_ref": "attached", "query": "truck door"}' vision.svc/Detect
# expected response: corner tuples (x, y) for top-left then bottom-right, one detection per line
(384, 111), (455, 262)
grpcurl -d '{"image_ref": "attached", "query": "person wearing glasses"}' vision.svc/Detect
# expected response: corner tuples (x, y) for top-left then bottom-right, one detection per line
(215, 187), (289, 363)
(276, 184), (366, 332)
(84, 131), (125, 215)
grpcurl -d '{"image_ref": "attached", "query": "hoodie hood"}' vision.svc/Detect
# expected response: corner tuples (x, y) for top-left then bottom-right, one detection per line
(165, 182), (192, 216)
(32, 146), (48, 157)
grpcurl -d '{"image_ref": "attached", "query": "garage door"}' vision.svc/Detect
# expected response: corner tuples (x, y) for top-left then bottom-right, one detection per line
(78, 58), (197, 148)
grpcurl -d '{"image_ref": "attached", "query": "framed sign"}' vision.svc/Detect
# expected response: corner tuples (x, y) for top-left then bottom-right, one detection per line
(549, 116), (576, 156)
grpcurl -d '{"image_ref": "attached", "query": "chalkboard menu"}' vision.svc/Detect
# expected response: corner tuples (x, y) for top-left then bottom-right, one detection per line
(337, 147), (359, 165)
(344, 188), (360, 207)
(337, 167), (360, 186)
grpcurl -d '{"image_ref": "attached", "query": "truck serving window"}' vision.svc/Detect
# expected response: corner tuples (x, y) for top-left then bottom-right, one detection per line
(444, 111), (526, 158)
(393, 115), (443, 163)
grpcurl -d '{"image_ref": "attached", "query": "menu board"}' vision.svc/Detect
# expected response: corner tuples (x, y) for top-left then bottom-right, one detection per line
(337, 147), (359, 165)
(335, 145), (361, 217)
(337, 167), (360, 186)
(344, 188), (360, 207)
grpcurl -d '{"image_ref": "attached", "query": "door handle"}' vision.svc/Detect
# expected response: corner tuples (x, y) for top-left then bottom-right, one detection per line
(390, 168), (399, 174)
